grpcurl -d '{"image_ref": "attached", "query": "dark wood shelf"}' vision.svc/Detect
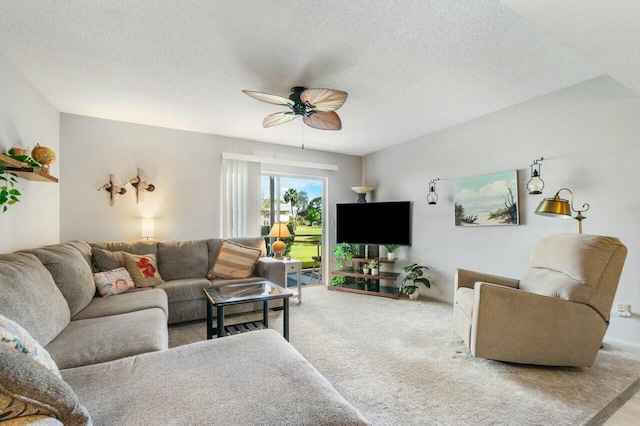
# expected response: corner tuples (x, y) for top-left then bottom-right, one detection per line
(332, 270), (400, 281)
(328, 284), (400, 299)
(0, 154), (58, 183)
(352, 257), (395, 264)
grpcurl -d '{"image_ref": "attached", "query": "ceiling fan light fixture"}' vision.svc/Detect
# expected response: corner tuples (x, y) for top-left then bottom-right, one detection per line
(243, 86), (347, 131)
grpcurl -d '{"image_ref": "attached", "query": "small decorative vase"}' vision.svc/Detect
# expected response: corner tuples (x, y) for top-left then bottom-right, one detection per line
(387, 252), (395, 261)
(409, 289), (420, 300)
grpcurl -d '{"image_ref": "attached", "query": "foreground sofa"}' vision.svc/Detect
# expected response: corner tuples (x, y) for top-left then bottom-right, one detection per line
(0, 239), (369, 425)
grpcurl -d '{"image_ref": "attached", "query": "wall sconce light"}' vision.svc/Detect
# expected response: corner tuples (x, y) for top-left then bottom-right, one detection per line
(141, 217), (155, 240)
(351, 186), (374, 203)
(427, 178), (440, 205)
(127, 168), (156, 204)
(535, 187), (590, 234)
(527, 157), (544, 194)
(268, 222), (291, 260)
(98, 174), (127, 206)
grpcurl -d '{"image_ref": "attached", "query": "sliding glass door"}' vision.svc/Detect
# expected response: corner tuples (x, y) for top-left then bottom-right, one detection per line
(261, 174), (325, 285)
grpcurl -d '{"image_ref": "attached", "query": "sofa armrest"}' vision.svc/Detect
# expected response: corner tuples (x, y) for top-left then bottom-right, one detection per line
(471, 282), (607, 366)
(255, 258), (286, 287)
(455, 268), (519, 290)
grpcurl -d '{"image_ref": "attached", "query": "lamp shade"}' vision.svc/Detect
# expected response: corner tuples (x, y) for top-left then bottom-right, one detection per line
(268, 222), (291, 239)
(535, 196), (572, 218)
(141, 217), (155, 239)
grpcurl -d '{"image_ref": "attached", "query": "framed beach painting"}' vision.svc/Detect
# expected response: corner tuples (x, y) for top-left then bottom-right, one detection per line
(454, 170), (519, 227)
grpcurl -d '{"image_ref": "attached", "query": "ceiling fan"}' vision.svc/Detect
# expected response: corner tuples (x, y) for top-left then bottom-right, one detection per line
(242, 86), (348, 130)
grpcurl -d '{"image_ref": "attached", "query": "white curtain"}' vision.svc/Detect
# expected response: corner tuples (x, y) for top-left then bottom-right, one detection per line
(221, 159), (261, 237)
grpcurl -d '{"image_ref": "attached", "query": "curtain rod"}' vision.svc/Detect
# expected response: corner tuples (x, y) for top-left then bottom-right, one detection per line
(221, 153), (338, 171)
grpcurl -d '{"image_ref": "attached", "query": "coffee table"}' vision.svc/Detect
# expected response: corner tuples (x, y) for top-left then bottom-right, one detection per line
(203, 280), (292, 341)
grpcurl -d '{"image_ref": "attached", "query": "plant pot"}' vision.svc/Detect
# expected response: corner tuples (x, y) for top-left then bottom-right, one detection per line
(371, 268), (379, 276)
(362, 268), (369, 275)
(409, 289), (420, 300)
(387, 253), (395, 261)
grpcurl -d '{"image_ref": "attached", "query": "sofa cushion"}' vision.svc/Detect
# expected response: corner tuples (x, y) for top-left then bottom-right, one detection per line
(93, 267), (135, 297)
(122, 252), (163, 287)
(0, 345), (91, 426)
(90, 240), (157, 256)
(0, 253), (70, 346)
(206, 237), (265, 270)
(454, 287), (474, 319)
(61, 330), (369, 426)
(208, 240), (262, 279)
(33, 244), (95, 318)
(91, 247), (124, 272)
(65, 240), (93, 269)
(155, 278), (212, 303)
(46, 309), (168, 370)
(0, 314), (60, 378)
(73, 288), (168, 321)
(157, 239), (209, 280)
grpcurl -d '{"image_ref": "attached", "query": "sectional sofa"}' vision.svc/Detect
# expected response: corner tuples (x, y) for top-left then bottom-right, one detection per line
(0, 238), (369, 425)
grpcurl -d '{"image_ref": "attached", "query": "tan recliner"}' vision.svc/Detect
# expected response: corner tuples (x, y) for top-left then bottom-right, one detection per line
(453, 234), (627, 367)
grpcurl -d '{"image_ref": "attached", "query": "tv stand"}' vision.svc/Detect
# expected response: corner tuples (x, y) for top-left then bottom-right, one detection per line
(329, 256), (401, 299)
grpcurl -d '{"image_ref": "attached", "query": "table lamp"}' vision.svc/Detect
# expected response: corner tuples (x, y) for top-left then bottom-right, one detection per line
(268, 222), (291, 259)
(535, 187), (589, 234)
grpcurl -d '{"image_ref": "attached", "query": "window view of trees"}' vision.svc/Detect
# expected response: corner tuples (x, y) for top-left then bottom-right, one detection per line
(261, 176), (323, 268)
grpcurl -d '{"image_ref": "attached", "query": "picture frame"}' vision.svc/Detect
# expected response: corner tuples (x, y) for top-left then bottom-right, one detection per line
(454, 170), (519, 227)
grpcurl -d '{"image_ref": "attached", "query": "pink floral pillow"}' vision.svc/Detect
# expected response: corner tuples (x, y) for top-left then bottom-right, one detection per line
(93, 267), (136, 297)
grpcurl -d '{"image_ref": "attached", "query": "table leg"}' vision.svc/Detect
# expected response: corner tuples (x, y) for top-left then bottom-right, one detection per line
(206, 299), (213, 340)
(283, 297), (290, 341)
(263, 300), (269, 328)
(216, 305), (225, 338)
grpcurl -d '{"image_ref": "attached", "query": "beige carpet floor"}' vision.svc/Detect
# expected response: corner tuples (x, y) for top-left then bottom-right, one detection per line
(169, 286), (640, 426)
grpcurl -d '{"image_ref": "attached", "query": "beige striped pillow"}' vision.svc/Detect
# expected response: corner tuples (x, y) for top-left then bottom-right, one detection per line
(207, 240), (262, 279)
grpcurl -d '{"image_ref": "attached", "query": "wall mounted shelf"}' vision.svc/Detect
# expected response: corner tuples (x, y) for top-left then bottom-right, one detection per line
(0, 154), (58, 183)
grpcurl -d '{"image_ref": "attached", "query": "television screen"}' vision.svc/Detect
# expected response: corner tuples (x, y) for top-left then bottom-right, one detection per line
(336, 201), (412, 245)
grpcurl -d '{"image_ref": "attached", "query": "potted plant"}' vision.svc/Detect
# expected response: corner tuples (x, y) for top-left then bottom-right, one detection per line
(366, 260), (379, 276)
(400, 263), (431, 300)
(333, 243), (357, 271)
(331, 275), (346, 286)
(383, 244), (400, 260)
(362, 265), (370, 275)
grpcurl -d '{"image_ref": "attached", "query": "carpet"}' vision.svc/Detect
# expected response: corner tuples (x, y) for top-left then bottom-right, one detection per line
(169, 286), (640, 425)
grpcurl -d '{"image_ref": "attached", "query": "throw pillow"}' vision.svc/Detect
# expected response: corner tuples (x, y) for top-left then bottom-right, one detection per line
(0, 345), (91, 425)
(122, 252), (163, 287)
(207, 240), (262, 279)
(92, 247), (125, 272)
(0, 314), (60, 378)
(93, 267), (136, 297)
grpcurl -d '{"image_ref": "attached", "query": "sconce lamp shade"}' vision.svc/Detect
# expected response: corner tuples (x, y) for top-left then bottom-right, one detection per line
(535, 195), (571, 218)
(141, 218), (155, 240)
(268, 222), (291, 259)
(427, 178), (440, 205)
(527, 158), (544, 194)
(535, 188), (589, 234)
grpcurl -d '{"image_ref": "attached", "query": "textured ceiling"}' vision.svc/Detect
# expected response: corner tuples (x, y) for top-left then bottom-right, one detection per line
(0, 1), (607, 155)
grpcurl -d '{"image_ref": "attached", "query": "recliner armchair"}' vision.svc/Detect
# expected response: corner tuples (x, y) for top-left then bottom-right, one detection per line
(453, 234), (627, 367)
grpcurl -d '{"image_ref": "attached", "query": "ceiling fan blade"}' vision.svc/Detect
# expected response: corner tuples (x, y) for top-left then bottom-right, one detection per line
(300, 88), (348, 112)
(243, 90), (295, 107)
(263, 111), (297, 128)
(303, 111), (342, 130)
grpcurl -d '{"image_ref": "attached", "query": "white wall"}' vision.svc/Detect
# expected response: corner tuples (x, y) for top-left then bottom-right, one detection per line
(363, 76), (640, 345)
(59, 114), (361, 266)
(0, 52), (60, 253)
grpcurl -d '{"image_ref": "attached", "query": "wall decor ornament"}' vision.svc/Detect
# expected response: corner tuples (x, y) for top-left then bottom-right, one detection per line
(527, 157), (544, 195)
(454, 170), (519, 227)
(98, 174), (127, 206)
(427, 178), (440, 205)
(127, 168), (155, 204)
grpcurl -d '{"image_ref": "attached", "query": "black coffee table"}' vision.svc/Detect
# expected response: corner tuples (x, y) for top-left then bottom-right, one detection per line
(203, 280), (292, 341)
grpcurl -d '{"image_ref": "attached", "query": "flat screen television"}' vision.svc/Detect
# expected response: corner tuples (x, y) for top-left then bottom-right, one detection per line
(336, 201), (412, 245)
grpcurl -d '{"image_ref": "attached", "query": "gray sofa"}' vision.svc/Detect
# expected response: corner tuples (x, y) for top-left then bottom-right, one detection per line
(0, 239), (369, 425)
